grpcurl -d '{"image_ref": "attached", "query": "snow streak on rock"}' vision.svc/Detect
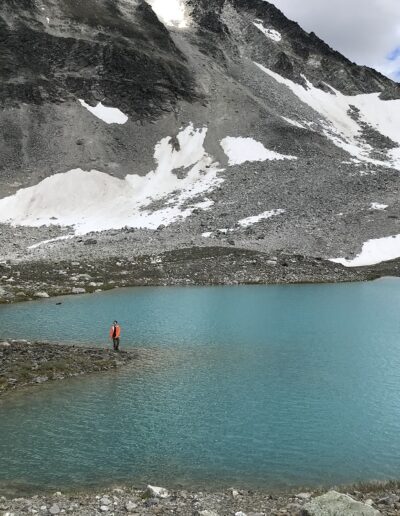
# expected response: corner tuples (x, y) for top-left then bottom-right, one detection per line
(253, 20), (282, 42)
(0, 125), (223, 235)
(238, 209), (285, 227)
(220, 137), (297, 165)
(255, 63), (400, 170)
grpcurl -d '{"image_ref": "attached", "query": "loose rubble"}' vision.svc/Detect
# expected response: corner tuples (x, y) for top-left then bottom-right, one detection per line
(1, 484), (400, 516)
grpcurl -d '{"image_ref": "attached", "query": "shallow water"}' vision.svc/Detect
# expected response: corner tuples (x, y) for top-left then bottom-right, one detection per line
(1, 280), (400, 492)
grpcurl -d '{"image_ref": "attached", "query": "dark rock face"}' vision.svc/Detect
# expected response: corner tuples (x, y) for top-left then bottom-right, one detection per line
(0, 0), (196, 119)
(228, 0), (400, 97)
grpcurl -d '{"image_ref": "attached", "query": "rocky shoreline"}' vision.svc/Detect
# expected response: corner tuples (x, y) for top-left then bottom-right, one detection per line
(1, 482), (400, 515)
(1, 246), (400, 305)
(0, 340), (137, 396)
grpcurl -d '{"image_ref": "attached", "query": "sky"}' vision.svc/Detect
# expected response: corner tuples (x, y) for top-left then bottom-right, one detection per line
(268, 0), (400, 81)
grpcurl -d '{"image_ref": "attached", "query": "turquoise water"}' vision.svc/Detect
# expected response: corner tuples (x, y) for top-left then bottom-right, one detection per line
(1, 280), (400, 492)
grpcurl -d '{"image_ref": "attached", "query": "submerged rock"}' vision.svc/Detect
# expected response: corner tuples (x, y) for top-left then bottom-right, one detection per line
(302, 491), (381, 515)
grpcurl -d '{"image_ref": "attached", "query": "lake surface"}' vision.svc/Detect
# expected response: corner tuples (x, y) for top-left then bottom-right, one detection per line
(1, 280), (400, 493)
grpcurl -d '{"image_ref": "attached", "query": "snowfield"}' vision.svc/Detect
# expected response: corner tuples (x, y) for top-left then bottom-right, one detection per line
(253, 20), (282, 42)
(238, 209), (285, 227)
(331, 234), (400, 267)
(0, 124), (223, 234)
(255, 63), (400, 170)
(78, 100), (128, 124)
(221, 137), (297, 165)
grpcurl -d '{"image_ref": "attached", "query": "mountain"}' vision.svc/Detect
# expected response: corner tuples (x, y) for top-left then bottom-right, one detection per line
(1, 0), (400, 300)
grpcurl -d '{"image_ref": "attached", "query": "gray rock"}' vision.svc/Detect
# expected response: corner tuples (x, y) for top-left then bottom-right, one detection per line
(145, 485), (170, 499)
(34, 292), (50, 299)
(100, 497), (112, 506)
(125, 501), (137, 512)
(71, 287), (86, 294)
(198, 511), (219, 516)
(302, 491), (381, 516)
(35, 376), (49, 384)
(297, 493), (312, 500)
(49, 504), (60, 515)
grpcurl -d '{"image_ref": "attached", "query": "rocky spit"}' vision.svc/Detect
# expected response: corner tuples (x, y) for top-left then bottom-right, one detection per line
(0, 340), (137, 395)
(1, 483), (400, 516)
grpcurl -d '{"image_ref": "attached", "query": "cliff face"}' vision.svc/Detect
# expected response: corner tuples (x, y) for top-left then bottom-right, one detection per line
(0, 0), (196, 116)
(0, 0), (400, 275)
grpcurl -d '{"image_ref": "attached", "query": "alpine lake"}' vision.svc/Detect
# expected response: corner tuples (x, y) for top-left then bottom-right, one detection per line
(1, 279), (400, 493)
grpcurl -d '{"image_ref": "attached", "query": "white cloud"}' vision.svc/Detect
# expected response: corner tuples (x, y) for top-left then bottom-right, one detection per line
(267, 0), (400, 80)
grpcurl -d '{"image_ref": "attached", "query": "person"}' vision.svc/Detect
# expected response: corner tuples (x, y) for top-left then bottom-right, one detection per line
(110, 321), (121, 351)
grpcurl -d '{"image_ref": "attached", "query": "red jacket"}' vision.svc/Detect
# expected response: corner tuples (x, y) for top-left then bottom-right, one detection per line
(110, 325), (121, 338)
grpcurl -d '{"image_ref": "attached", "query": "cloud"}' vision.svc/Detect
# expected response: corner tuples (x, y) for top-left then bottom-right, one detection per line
(267, 0), (400, 81)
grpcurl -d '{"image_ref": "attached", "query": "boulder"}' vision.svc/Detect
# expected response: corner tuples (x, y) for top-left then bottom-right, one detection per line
(125, 501), (137, 512)
(49, 504), (60, 515)
(145, 485), (170, 499)
(71, 287), (86, 294)
(297, 493), (312, 501)
(34, 292), (50, 298)
(302, 491), (381, 516)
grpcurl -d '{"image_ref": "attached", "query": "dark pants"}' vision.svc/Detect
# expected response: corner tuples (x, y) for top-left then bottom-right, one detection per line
(113, 338), (120, 351)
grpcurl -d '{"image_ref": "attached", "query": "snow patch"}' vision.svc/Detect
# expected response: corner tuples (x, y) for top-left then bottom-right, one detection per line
(238, 209), (285, 227)
(78, 99), (128, 125)
(370, 202), (388, 210)
(220, 137), (297, 165)
(331, 234), (400, 267)
(0, 124), (223, 235)
(255, 62), (400, 170)
(147, 0), (190, 28)
(201, 232), (212, 238)
(253, 20), (282, 42)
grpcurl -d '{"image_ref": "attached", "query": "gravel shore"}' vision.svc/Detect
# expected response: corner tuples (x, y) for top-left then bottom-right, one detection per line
(1, 246), (400, 305)
(1, 483), (400, 515)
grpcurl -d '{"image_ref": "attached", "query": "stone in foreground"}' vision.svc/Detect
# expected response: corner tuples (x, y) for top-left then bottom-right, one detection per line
(145, 485), (170, 499)
(302, 491), (381, 515)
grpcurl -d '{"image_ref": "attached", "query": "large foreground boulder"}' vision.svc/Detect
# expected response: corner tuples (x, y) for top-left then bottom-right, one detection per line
(302, 491), (380, 516)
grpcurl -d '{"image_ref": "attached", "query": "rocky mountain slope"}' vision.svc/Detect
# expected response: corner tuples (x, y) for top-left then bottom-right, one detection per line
(1, 0), (400, 297)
